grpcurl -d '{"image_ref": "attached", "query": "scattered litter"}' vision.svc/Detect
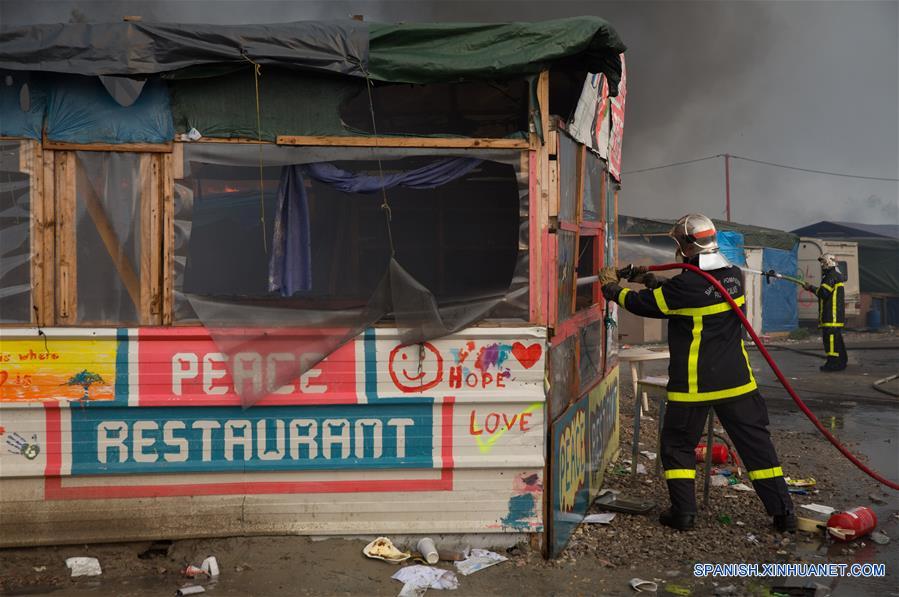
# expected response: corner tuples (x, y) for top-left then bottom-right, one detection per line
(181, 127), (203, 142)
(869, 494), (888, 505)
(200, 556), (219, 577)
(640, 450), (657, 461)
(785, 477), (816, 488)
(176, 587), (206, 596)
(65, 557), (102, 577)
(417, 538), (439, 565)
(870, 531), (890, 545)
(33, 566), (46, 572)
(636, 463), (647, 475)
(596, 491), (655, 514)
(736, 521), (745, 527)
(800, 504), (835, 516)
(746, 534), (760, 545)
(724, 494), (739, 499)
(629, 577), (658, 592)
(717, 514), (732, 526)
(455, 549), (507, 576)
(393, 565), (458, 596)
(364, 537), (411, 563)
(437, 550), (465, 562)
(730, 483), (754, 492)
(711, 475), (729, 487)
(182, 565), (206, 578)
(583, 512), (616, 524)
(789, 488), (810, 495)
(797, 517), (825, 533)
(663, 581), (691, 595)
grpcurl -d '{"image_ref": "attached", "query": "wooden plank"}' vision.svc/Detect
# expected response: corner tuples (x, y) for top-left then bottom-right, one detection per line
(20, 141), (43, 325)
(575, 145), (586, 225)
(41, 149), (56, 325)
(161, 153), (175, 324)
(547, 133), (559, 219)
(532, 70), (551, 327)
(276, 135), (530, 149)
(43, 135), (173, 153)
(54, 152), (76, 323)
(171, 142), (184, 180)
(139, 154), (163, 324)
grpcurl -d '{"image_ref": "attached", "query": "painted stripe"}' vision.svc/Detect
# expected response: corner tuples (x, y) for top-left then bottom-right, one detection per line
(667, 379), (758, 402)
(748, 466), (783, 481)
(653, 286), (670, 314)
(664, 469), (697, 480)
(688, 315), (702, 394)
(617, 287), (631, 304)
(740, 340), (757, 386)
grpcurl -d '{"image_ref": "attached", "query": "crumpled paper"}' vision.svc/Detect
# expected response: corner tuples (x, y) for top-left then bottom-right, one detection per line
(454, 549), (508, 576)
(392, 565), (458, 596)
(65, 557), (102, 577)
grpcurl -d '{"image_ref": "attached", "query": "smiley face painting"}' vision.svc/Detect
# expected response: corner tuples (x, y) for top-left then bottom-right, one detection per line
(388, 343), (444, 393)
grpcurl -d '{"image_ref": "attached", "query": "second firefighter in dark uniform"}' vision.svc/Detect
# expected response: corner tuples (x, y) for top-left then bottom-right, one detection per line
(599, 214), (795, 532)
(804, 254), (848, 371)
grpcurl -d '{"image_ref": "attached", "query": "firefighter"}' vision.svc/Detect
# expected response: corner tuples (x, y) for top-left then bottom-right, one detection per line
(598, 214), (795, 532)
(803, 254), (848, 371)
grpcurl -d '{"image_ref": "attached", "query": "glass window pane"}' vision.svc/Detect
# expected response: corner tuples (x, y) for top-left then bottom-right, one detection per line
(0, 141), (31, 323)
(578, 320), (603, 393)
(75, 151), (142, 324)
(582, 153), (603, 222)
(557, 230), (576, 321)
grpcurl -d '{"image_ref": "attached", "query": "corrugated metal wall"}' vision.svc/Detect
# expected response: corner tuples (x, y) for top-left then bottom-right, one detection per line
(0, 326), (546, 546)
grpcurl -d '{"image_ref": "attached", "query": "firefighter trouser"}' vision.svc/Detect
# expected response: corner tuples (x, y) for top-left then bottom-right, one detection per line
(660, 392), (793, 516)
(822, 328), (847, 369)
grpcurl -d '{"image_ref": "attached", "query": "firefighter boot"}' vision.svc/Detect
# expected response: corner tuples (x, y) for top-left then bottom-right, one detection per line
(773, 512), (797, 533)
(659, 508), (696, 531)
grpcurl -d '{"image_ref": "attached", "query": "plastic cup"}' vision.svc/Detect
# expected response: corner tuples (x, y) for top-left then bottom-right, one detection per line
(417, 537), (439, 564)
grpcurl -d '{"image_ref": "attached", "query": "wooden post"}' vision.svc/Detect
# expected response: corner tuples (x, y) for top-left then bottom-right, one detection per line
(532, 70), (551, 326)
(139, 154), (163, 324)
(161, 152), (175, 324)
(41, 149), (56, 325)
(19, 141), (44, 325)
(55, 152), (76, 323)
(724, 153), (731, 222)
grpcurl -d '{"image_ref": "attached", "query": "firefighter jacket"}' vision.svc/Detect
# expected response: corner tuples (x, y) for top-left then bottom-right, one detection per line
(816, 269), (845, 327)
(603, 265), (756, 405)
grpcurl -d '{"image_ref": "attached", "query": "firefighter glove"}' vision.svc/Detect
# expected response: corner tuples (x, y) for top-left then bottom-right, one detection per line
(598, 266), (619, 286)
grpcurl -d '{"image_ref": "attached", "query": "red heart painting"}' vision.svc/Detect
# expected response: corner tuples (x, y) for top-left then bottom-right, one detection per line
(511, 342), (542, 369)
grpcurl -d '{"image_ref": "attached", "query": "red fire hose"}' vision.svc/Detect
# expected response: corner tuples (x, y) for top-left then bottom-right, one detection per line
(642, 262), (899, 491)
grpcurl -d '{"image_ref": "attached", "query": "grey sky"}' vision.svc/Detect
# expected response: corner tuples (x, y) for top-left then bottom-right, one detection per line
(3, 0), (897, 231)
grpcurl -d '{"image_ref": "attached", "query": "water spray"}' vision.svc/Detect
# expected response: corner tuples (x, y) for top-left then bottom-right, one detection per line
(741, 267), (808, 288)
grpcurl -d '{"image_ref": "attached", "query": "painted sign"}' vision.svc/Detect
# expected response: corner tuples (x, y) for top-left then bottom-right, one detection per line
(568, 72), (611, 159)
(588, 366), (619, 500)
(608, 54), (627, 181)
(550, 366), (619, 557)
(550, 392), (589, 557)
(0, 336), (118, 403)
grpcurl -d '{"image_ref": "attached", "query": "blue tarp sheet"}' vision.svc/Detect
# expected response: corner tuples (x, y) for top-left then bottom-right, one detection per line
(0, 72), (43, 139)
(718, 231), (746, 266)
(762, 246), (798, 332)
(45, 75), (173, 144)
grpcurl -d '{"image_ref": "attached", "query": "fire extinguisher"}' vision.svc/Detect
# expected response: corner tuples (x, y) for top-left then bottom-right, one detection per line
(695, 443), (729, 464)
(826, 506), (878, 541)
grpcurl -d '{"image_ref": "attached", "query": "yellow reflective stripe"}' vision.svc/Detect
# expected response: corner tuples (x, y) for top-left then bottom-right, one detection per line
(660, 295), (745, 317)
(667, 380), (758, 402)
(688, 315), (702, 393)
(618, 287), (631, 304)
(741, 340), (757, 385)
(820, 283), (833, 292)
(832, 284), (840, 323)
(821, 323), (844, 327)
(748, 466), (783, 481)
(664, 469), (697, 480)
(653, 286), (670, 314)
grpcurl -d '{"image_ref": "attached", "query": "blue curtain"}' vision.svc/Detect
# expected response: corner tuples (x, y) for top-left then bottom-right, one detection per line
(269, 158), (482, 296)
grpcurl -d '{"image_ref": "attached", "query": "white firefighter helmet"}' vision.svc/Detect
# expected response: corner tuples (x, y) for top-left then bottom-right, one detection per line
(818, 253), (838, 269)
(669, 213), (730, 270)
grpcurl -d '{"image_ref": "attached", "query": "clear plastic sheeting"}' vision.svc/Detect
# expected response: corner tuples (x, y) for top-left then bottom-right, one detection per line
(0, 141), (31, 322)
(75, 152), (142, 324)
(175, 143), (529, 407)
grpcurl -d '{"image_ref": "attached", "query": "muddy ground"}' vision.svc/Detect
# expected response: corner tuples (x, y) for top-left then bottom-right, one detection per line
(1, 333), (897, 597)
